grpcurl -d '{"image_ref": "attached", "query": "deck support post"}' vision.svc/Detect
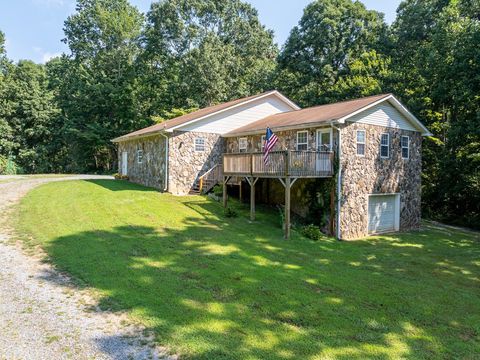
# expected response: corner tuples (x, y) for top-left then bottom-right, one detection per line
(284, 177), (291, 240)
(223, 176), (231, 208)
(246, 177), (259, 221)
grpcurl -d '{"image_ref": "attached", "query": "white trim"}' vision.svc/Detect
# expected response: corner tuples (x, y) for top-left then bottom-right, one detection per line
(401, 135), (410, 160)
(194, 137), (205, 152)
(337, 94), (432, 136)
(367, 193), (401, 234)
(239, 137), (248, 153)
(167, 91), (300, 132)
(223, 122), (333, 138)
(316, 128), (332, 151)
(121, 151), (128, 175)
(380, 133), (390, 159)
(356, 130), (366, 157)
(296, 130), (308, 151)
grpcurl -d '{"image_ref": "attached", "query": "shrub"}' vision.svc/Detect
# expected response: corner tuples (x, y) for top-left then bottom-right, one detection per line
(212, 184), (223, 197)
(301, 224), (323, 241)
(224, 207), (238, 218)
(114, 173), (129, 180)
(0, 155), (19, 175)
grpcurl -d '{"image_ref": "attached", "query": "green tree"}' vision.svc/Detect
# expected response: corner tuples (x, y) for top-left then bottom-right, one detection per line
(0, 30), (14, 157)
(390, 0), (480, 227)
(59, 0), (145, 171)
(140, 0), (277, 113)
(276, 0), (388, 106)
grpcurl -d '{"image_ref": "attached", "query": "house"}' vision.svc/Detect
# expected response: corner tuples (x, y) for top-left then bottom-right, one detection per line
(112, 91), (431, 240)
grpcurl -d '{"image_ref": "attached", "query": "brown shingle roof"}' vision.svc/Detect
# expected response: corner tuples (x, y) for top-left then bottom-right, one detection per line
(112, 91), (281, 142)
(225, 93), (392, 136)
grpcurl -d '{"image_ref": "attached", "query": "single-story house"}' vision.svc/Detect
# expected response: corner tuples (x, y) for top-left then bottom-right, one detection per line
(112, 91), (431, 240)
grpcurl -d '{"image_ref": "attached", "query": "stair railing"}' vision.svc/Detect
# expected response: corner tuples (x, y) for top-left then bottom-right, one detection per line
(198, 164), (223, 194)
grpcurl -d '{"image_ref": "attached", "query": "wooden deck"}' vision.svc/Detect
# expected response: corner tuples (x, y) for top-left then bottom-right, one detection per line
(223, 150), (334, 178)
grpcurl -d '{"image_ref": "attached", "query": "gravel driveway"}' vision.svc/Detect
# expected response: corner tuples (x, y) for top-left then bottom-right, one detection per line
(0, 175), (172, 360)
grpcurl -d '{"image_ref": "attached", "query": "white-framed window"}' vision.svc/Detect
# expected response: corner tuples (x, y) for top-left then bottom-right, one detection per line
(380, 133), (390, 158)
(296, 131), (308, 151)
(239, 137), (248, 153)
(261, 135), (266, 151)
(316, 129), (332, 151)
(194, 137), (205, 152)
(401, 135), (410, 159)
(356, 130), (366, 156)
(137, 149), (143, 164)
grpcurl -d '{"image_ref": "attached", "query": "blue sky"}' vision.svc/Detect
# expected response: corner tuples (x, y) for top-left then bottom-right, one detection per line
(0, 0), (402, 63)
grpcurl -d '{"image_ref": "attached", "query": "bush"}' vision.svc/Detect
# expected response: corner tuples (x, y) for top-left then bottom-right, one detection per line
(301, 224), (323, 241)
(114, 173), (129, 180)
(212, 184), (223, 197)
(224, 207), (238, 218)
(0, 155), (19, 175)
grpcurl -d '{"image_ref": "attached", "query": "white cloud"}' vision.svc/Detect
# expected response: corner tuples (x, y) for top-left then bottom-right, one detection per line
(33, 47), (62, 63)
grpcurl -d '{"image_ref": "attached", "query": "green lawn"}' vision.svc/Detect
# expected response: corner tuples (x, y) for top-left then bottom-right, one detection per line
(15, 180), (480, 359)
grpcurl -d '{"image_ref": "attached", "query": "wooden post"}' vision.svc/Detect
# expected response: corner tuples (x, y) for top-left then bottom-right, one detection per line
(239, 181), (243, 203)
(223, 176), (228, 208)
(284, 177), (291, 240)
(250, 177), (256, 221)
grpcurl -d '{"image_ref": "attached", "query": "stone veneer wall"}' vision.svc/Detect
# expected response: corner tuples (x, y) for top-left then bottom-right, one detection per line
(339, 122), (422, 239)
(168, 130), (226, 195)
(117, 135), (167, 190)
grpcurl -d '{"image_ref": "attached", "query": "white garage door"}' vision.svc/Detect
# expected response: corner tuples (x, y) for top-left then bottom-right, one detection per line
(368, 195), (399, 234)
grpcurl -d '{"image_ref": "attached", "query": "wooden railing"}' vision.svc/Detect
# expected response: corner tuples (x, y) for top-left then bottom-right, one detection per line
(198, 164), (223, 193)
(223, 150), (334, 177)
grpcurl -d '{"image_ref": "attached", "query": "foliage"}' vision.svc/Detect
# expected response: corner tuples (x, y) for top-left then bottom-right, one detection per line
(300, 224), (323, 241)
(212, 184), (223, 197)
(0, 154), (20, 175)
(276, 0), (389, 106)
(15, 179), (480, 359)
(140, 0), (278, 112)
(224, 206), (238, 218)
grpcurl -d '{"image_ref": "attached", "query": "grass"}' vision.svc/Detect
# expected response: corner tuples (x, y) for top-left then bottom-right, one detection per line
(15, 180), (480, 359)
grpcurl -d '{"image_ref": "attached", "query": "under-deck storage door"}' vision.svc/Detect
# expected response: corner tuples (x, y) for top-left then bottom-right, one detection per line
(368, 195), (399, 234)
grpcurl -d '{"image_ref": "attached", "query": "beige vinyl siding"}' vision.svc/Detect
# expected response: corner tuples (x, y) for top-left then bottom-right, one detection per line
(176, 95), (294, 135)
(348, 103), (418, 132)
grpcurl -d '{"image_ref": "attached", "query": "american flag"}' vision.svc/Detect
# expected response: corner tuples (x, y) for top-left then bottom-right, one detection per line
(263, 127), (278, 165)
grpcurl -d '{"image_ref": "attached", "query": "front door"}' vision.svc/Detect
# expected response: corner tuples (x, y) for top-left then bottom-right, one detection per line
(121, 151), (128, 175)
(316, 129), (332, 172)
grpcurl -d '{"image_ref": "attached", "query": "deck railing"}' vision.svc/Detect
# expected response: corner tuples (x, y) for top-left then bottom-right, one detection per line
(223, 150), (334, 178)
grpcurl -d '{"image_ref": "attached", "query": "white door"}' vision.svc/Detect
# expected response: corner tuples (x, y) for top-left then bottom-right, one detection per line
(316, 129), (332, 172)
(121, 151), (128, 175)
(368, 195), (399, 234)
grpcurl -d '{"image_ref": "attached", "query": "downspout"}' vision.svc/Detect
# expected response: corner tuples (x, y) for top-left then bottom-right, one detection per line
(331, 123), (342, 240)
(160, 132), (169, 192)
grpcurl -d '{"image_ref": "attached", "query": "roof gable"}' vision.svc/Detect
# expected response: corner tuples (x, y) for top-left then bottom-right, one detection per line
(112, 91), (299, 142)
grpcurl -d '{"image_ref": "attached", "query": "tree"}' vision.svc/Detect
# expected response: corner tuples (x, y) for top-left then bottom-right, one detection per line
(140, 0), (277, 113)
(58, 0), (146, 171)
(390, 0), (480, 227)
(276, 0), (389, 106)
(0, 30), (14, 157)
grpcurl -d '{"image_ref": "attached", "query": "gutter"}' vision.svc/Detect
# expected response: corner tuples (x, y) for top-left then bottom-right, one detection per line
(331, 123), (342, 240)
(159, 133), (169, 192)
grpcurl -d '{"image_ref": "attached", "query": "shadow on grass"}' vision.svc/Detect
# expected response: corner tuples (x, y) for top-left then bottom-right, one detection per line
(85, 179), (159, 192)
(38, 196), (480, 359)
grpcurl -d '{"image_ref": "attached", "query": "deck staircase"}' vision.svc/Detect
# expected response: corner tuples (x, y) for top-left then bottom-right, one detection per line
(190, 164), (223, 195)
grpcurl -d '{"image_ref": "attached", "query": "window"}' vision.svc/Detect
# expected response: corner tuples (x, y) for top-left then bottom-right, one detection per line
(261, 135), (266, 151)
(380, 133), (390, 158)
(357, 130), (366, 156)
(194, 137), (205, 152)
(137, 149), (143, 164)
(239, 137), (248, 153)
(401, 136), (410, 159)
(296, 131), (308, 151)
(317, 129), (332, 151)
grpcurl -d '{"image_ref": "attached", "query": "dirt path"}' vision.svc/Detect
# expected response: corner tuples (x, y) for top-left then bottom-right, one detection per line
(0, 176), (172, 360)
